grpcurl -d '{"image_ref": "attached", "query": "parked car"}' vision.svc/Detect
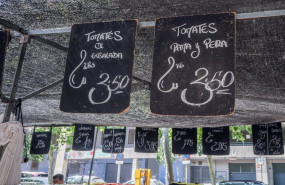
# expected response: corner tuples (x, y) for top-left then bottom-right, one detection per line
(218, 180), (265, 185)
(123, 179), (164, 185)
(21, 171), (48, 178)
(67, 175), (105, 184)
(21, 177), (48, 185)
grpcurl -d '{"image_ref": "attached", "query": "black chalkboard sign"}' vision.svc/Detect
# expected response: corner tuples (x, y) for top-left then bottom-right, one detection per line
(72, 124), (95, 151)
(172, 128), (197, 154)
(202, 126), (229, 155)
(252, 122), (284, 155)
(150, 13), (236, 116)
(60, 20), (138, 113)
(0, 30), (9, 90)
(135, 128), (159, 153)
(30, 131), (51, 155)
(102, 128), (126, 153)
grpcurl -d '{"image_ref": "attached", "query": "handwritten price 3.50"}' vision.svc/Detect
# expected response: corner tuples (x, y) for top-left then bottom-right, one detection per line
(157, 56), (234, 106)
(69, 50), (130, 105)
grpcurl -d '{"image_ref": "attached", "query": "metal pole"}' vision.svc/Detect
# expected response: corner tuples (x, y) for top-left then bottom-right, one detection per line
(4, 35), (29, 122)
(88, 127), (99, 185)
(21, 78), (63, 101)
(31, 35), (68, 52)
(7, 9), (285, 37)
(185, 164), (188, 183)
(117, 163), (122, 183)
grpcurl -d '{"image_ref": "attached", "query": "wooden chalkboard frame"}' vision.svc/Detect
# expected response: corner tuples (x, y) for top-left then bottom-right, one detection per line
(72, 124), (95, 151)
(172, 128), (197, 154)
(60, 19), (138, 114)
(30, 128), (52, 155)
(102, 128), (126, 153)
(202, 126), (230, 155)
(150, 12), (236, 117)
(252, 122), (284, 155)
(135, 127), (159, 153)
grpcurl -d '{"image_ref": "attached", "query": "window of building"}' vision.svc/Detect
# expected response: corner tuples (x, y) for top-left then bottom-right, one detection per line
(190, 166), (211, 183)
(229, 163), (255, 173)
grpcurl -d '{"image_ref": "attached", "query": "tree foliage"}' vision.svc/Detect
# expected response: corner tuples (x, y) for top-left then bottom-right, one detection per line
(156, 125), (252, 185)
(23, 126), (74, 163)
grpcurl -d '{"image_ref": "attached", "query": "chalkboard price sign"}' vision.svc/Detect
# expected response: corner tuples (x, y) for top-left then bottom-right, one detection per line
(172, 128), (197, 154)
(72, 124), (95, 151)
(150, 13), (236, 116)
(0, 30), (9, 90)
(252, 123), (284, 155)
(135, 128), (158, 153)
(202, 126), (229, 155)
(60, 20), (138, 113)
(30, 131), (51, 155)
(102, 128), (126, 153)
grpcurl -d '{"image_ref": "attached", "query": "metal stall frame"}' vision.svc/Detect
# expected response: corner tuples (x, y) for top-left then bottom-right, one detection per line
(0, 9), (284, 123)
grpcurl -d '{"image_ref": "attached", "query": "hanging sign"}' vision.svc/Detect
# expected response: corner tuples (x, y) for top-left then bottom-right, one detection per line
(135, 127), (158, 153)
(172, 128), (197, 154)
(150, 13), (236, 116)
(252, 122), (284, 155)
(0, 29), (9, 90)
(30, 129), (52, 155)
(102, 128), (126, 153)
(202, 126), (229, 155)
(72, 124), (95, 151)
(60, 20), (138, 113)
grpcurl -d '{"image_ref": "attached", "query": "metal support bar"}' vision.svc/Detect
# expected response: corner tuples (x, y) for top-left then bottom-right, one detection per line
(31, 35), (68, 52)
(4, 35), (29, 122)
(8, 9), (285, 37)
(29, 27), (71, 35)
(88, 127), (99, 185)
(0, 18), (28, 35)
(0, 18), (68, 52)
(21, 78), (64, 101)
(237, 9), (285, 19)
(20, 75), (149, 102)
(138, 21), (155, 28)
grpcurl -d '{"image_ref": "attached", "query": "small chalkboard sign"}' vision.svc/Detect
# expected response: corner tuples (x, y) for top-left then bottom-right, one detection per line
(0, 30), (9, 90)
(102, 128), (126, 153)
(252, 122), (284, 155)
(172, 128), (197, 154)
(150, 13), (236, 116)
(30, 131), (51, 155)
(60, 20), (138, 113)
(202, 126), (229, 155)
(135, 128), (159, 153)
(72, 124), (95, 151)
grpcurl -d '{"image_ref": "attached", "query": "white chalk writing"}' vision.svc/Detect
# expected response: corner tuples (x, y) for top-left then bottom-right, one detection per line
(171, 23), (217, 38)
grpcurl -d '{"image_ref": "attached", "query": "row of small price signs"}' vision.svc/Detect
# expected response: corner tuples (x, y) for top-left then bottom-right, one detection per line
(60, 12), (236, 116)
(30, 123), (284, 156)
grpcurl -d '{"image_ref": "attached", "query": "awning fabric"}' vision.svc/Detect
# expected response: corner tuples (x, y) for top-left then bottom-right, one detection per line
(0, 121), (24, 185)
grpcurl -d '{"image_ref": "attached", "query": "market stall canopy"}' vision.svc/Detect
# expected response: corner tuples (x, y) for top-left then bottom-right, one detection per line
(0, 0), (284, 127)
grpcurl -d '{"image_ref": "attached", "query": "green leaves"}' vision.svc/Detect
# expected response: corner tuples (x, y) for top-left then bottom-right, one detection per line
(230, 125), (252, 142)
(156, 128), (175, 165)
(24, 126), (75, 162)
(197, 128), (203, 156)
